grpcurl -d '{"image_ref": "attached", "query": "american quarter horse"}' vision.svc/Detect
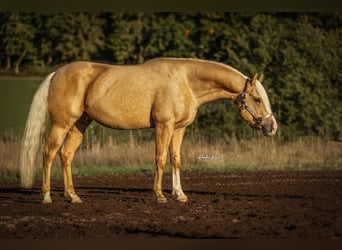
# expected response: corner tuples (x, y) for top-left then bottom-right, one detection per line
(20, 58), (278, 204)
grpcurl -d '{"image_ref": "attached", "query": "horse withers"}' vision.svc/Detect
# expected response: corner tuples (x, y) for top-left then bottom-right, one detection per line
(20, 58), (277, 204)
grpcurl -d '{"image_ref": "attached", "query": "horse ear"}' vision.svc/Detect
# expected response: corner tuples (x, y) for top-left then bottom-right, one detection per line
(251, 73), (258, 86)
(258, 73), (264, 83)
(245, 73), (258, 93)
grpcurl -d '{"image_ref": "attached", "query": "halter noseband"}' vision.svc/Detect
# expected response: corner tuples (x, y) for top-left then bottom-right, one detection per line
(237, 78), (274, 128)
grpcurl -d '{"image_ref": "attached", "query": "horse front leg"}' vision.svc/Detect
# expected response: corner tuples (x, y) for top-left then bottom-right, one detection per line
(170, 127), (188, 203)
(60, 116), (91, 203)
(154, 121), (173, 203)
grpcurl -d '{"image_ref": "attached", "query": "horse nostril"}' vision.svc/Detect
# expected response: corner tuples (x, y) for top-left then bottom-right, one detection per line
(262, 116), (277, 137)
(262, 124), (274, 136)
(262, 125), (270, 135)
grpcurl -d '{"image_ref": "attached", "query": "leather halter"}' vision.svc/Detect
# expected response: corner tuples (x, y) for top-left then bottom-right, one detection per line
(236, 78), (274, 128)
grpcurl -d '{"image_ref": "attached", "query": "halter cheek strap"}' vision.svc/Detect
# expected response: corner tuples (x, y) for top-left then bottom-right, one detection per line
(237, 78), (274, 127)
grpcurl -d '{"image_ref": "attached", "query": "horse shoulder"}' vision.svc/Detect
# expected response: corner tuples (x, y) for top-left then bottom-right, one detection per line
(152, 73), (198, 127)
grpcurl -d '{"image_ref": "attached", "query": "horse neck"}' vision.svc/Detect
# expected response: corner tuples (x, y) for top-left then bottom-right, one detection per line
(187, 61), (247, 106)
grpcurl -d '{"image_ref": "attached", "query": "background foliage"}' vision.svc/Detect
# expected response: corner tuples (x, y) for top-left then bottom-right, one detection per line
(0, 12), (341, 141)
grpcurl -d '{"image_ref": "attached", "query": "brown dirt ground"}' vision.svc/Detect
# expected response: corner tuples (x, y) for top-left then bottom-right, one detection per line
(0, 171), (341, 239)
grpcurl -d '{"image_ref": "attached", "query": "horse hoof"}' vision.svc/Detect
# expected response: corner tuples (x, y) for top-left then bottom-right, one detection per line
(42, 193), (52, 204)
(65, 192), (83, 203)
(71, 198), (82, 203)
(177, 196), (188, 203)
(42, 197), (52, 204)
(71, 195), (83, 203)
(157, 197), (167, 203)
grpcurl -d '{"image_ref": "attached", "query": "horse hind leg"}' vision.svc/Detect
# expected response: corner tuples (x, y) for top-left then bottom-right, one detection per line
(42, 124), (71, 203)
(60, 114), (92, 203)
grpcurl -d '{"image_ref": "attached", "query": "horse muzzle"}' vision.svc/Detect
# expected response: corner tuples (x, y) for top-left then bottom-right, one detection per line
(261, 115), (278, 137)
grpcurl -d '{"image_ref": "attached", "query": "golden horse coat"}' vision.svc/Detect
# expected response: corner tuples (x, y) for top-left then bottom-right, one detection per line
(20, 58), (277, 204)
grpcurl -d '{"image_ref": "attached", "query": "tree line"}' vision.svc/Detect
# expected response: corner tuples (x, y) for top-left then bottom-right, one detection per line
(0, 12), (341, 140)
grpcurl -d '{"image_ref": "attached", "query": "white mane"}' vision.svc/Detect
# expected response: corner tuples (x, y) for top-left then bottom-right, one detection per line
(148, 57), (247, 79)
(255, 81), (272, 113)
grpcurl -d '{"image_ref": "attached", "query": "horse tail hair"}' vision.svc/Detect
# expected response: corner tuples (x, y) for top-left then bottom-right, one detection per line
(20, 72), (55, 188)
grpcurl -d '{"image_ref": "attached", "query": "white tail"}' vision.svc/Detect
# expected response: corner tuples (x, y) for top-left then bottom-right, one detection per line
(20, 72), (55, 188)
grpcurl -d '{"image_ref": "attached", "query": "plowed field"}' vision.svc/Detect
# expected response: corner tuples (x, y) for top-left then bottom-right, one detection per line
(1, 171), (341, 238)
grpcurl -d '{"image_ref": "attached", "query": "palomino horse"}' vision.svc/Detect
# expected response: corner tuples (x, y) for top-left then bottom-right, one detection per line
(20, 58), (277, 204)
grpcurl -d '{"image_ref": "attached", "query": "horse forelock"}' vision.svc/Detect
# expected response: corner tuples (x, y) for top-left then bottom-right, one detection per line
(255, 81), (272, 113)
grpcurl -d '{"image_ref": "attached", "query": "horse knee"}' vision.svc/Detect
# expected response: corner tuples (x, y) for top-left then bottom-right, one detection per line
(171, 154), (181, 169)
(60, 145), (72, 166)
(155, 156), (167, 170)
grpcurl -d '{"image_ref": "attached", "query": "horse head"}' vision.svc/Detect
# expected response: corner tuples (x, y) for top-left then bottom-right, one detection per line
(235, 73), (278, 137)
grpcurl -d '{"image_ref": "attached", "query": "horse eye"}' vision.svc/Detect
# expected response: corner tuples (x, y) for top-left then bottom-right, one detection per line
(254, 97), (261, 104)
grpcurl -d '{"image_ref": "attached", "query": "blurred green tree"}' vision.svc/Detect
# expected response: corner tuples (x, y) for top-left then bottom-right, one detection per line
(0, 12), (340, 140)
(0, 13), (35, 74)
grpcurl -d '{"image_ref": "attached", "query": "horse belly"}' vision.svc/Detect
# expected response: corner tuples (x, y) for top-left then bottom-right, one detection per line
(85, 89), (154, 130)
